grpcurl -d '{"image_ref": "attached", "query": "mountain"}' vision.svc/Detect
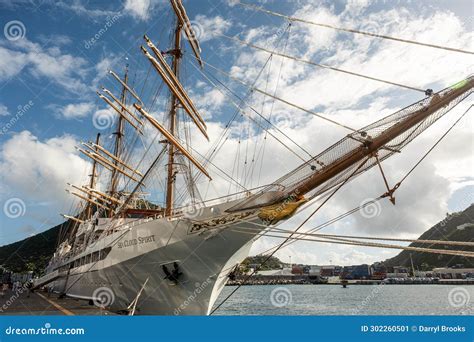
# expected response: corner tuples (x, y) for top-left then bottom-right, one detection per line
(0, 222), (66, 275)
(383, 204), (474, 269)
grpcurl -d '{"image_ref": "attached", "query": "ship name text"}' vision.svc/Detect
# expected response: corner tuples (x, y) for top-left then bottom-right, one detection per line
(118, 235), (156, 249)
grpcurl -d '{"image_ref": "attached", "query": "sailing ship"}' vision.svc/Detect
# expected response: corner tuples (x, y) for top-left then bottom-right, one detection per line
(33, 0), (473, 315)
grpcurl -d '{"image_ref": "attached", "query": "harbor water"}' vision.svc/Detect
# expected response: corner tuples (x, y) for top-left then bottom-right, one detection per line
(214, 285), (474, 315)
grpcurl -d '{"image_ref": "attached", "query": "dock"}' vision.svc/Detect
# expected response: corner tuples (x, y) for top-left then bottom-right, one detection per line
(0, 289), (114, 316)
(227, 275), (474, 286)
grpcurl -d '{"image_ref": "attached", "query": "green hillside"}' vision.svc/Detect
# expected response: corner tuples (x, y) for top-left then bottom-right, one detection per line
(384, 204), (474, 268)
(0, 222), (65, 275)
(241, 255), (283, 270)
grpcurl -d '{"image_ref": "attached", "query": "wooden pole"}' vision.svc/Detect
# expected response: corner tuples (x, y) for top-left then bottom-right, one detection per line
(101, 87), (144, 125)
(165, 22), (183, 217)
(144, 35), (206, 127)
(140, 46), (208, 139)
(293, 78), (474, 197)
(86, 133), (100, 219)
(77, 148), (140, 182)
(97, 92), (143, 133)
(135, 104), (211, 179)
(110, 67), (128, 200)
(83, 142), (143, 176)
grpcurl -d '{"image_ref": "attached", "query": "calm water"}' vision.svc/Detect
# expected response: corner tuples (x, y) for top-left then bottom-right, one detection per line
(214, 285), (474, 315)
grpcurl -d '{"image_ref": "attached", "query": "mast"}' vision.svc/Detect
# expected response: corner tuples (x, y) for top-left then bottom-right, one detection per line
(165, 21), (183, 217)
(110, 67), (129, 200)
(133, 0), (207, 217)
(86, 133), (100, 219)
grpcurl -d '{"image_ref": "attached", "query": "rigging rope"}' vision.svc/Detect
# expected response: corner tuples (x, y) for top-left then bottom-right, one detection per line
(219, 33), (430, 94)
(237, 1), (474, 55)
(230, 225), (474, 247)
(257, 197), (383, 255)
(232, 229), (474, 258)
(206, 70), (315, 160)
(208, 98), (473, 306)
(203, 60), (358, 132)
(210, 156), (369, 314)
(190, 63), (311, 163)
(250, 23), (292, 188)
(397, 104), (473, 186)
(256, 103), (473, 255)
(192, 25), (294, 189)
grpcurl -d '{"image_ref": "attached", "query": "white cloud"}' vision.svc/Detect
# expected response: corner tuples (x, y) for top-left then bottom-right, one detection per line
(193, 14), (232, 42)
(0, 131), (91, 223)
(192, 88), (226, 119)
(343, 0), (373, 16)
(57, 102), (95, 120)
(37, 34), (72, 46)
(0, 47), (27, 80)
(91, 54), (125, 89)
(123, 0), (156, 21)
(0, 104), (10, 116)
(0, 38), (89, 94)
(55, 1), (118, 18)
(228, 5), (472, 110)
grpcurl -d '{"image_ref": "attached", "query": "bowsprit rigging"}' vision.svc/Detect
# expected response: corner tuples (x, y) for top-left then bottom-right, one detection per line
(226, 77), (473, 214)
(36, 0), (473, 316)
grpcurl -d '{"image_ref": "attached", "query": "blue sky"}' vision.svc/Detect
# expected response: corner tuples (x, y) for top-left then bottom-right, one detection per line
(0, 0), (472, 265)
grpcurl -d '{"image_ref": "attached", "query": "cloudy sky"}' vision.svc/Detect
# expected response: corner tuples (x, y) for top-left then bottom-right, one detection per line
(0, 0), (472, 266)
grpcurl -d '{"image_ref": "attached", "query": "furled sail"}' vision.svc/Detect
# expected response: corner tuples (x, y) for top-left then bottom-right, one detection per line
(144, 35), (206, 128)
(140, 45), (208, 139)
(170, 0), (203, 66)
(96, 91), (143, 134)
(134, 104), (211, 180)
(76, 146), (141, 182)
(82, 142), (143, 177)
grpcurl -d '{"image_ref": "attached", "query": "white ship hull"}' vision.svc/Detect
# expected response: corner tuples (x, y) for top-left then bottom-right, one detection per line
(41, 200), (264, 315)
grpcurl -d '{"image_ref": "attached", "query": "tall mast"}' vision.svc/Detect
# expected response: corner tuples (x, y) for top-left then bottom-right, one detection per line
(86, 133), (100, 219)
(165, 22), (183, 217)
(110, 66), (129, 200)
(136, 0), (207, 216)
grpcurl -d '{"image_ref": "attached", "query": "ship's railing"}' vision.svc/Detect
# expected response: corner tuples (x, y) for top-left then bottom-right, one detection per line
(170, 183), (285, 219)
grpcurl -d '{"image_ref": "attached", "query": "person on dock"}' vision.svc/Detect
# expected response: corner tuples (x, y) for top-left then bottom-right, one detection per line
(26, 281), (32, 298)
(1, 283), (8, 298)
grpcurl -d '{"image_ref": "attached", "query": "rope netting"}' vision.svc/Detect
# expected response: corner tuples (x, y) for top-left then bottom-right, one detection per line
(229, 77), (473, 210)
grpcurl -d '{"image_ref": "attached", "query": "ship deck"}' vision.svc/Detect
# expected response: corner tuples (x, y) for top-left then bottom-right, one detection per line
(0, 289), (115, 316)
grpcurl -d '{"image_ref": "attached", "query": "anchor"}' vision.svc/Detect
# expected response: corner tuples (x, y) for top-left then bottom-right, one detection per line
(162, 262), (183, 284)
